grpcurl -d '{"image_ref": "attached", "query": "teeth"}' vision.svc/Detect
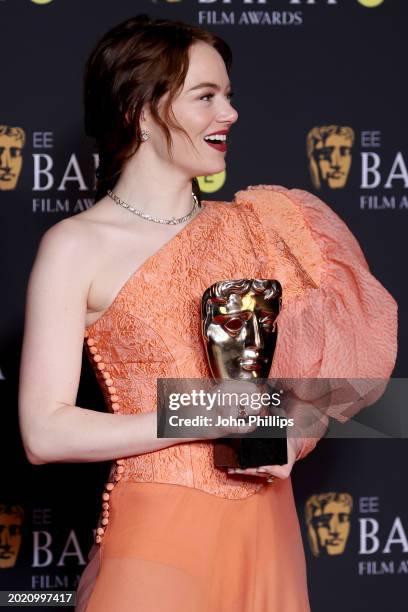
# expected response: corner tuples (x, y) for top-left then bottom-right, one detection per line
(204, 134), (227, 142)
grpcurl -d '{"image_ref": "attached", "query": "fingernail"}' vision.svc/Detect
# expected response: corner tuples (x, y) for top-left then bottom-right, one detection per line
(257, 468), (267, 473)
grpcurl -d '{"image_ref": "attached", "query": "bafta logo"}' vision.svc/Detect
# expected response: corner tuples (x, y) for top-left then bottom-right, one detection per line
(0, 125), (26, 191)
(307, 125), (355, 190)
(305, 492), (353, 557)
(0, 504), (24, 569)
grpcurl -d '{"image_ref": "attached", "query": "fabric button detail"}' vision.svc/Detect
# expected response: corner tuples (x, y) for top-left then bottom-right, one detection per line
(83, 332), (126, 545)
(93, 458), (126, 545)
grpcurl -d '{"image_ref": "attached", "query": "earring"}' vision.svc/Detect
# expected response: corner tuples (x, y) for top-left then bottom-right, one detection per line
(141, 129), (150, 141)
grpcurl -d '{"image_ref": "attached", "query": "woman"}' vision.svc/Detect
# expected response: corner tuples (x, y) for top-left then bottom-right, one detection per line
(18, 14), (397, 612)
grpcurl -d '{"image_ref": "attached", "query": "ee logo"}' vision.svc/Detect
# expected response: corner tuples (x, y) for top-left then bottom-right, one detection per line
(197, 171), (226, 194)
(357, 0), (384, 7)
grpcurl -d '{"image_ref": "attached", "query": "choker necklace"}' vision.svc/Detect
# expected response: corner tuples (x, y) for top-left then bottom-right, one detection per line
(107, 189), (200, 225)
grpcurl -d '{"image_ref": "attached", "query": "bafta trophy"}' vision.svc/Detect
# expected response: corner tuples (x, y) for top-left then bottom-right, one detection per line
(201, 278), (288, 469)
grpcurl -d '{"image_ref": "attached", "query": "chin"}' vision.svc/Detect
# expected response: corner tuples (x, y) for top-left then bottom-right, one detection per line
(197, 161), (226, 177)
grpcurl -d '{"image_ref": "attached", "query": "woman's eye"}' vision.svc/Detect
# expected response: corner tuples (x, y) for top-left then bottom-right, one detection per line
(200, 93), (214, 102)
(199, 92), (235, 102)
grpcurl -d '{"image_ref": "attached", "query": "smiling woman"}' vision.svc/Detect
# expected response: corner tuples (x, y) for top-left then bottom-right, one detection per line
(83, 14), (236, 203)
(18, 12), (397, 612)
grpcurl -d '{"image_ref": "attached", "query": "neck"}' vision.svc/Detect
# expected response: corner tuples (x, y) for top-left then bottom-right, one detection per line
(111, 149), (197, 219)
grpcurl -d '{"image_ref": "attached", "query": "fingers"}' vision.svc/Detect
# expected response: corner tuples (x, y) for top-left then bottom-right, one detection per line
(227, 467), (266, 478)
(262, 465), (292, 479)
(227, 463), (293, 480)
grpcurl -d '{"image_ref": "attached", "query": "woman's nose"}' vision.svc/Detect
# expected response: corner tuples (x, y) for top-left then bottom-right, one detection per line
(218, 100), (238, 124)
(224, 105), (239, 124)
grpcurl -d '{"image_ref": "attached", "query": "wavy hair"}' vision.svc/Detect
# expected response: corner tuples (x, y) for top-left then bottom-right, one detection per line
(84, 14), (233, 202)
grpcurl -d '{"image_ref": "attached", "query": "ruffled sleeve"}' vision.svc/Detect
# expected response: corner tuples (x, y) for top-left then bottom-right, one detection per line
(232, 184), (398, 460)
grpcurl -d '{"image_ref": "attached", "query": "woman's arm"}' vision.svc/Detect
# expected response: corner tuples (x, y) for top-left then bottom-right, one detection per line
(18, 218), (198, 466)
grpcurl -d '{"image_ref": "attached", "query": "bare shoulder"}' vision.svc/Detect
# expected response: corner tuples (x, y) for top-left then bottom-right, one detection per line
(31, 204), (116, 313)
(35, 197), (148, 317)
(39, 198), (112, 263)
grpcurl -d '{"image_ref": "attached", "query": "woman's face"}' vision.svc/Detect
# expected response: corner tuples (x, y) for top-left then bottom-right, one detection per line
(149, 41), (238, 178)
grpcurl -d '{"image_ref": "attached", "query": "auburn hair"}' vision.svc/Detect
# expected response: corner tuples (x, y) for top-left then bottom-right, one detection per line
(83, 14), (233, 202)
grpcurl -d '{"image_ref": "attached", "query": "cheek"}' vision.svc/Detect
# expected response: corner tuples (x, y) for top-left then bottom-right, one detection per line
(172, 103), (213, 138)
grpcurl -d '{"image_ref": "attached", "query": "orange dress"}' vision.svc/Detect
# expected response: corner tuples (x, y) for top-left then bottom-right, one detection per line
(75, 185), (397, 612)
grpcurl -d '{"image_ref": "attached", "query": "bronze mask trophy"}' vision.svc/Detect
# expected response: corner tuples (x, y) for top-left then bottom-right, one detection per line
(201, 278), (287, 469)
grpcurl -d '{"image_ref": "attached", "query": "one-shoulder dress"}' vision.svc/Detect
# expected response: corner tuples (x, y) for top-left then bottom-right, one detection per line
(75, 185), (397, 612)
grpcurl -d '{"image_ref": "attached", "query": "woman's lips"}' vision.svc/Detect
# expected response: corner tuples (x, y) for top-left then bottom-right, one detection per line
(204, 140), (227, 152)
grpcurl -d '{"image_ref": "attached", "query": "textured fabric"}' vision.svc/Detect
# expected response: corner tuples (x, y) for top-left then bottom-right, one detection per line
(76, 185), (397, 611)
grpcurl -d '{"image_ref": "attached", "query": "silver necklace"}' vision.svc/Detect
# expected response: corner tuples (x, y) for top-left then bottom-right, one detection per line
(107, 189), (200, 225)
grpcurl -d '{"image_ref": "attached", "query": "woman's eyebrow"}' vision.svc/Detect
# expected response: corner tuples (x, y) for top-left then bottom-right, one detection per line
(187, 81), (232, 92)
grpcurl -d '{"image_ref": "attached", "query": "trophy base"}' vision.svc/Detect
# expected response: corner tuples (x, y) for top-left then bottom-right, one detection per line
(214, 437), (287, 469)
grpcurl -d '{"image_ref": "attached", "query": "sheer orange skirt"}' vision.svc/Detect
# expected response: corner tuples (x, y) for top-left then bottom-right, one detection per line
(76, 481), (310, 612)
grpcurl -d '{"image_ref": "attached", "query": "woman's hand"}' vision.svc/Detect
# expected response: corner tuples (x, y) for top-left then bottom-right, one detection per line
(226, 436), (303, 481)
(206, 380), (267, 439)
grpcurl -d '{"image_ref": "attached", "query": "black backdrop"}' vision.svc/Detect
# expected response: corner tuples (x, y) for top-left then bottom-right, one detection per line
(1, 1), (407, 610)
